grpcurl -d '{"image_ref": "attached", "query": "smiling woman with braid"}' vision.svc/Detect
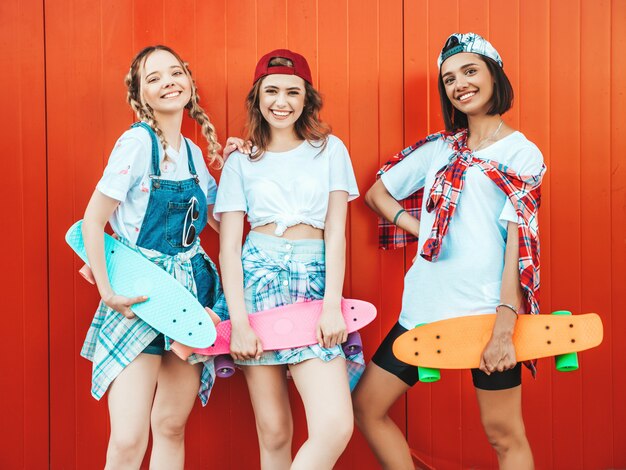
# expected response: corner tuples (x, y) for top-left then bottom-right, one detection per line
(354, 33), (545, 470)
(79, 45), (244, 469)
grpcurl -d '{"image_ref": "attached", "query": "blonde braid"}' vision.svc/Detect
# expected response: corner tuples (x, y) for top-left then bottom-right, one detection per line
(125, 63), (171, 167)
(185, 66), (223, 169)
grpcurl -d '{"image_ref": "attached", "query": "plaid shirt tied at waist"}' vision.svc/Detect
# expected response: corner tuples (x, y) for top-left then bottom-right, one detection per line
(81, 236), (220, 405)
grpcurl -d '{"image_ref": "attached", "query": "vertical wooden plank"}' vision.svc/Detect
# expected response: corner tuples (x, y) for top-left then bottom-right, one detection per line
(579, 1), (614, 468)
(348, 1), (407, 465)
(72, 4), (134, 468)
(318, 0), (349, 139)
(226, 0), (257, 138)
(257, 0), (287, 53)
(46, 0), (100, 466)
(490, 0), (520, 129)
(0, 0), (48, 467)
(549, 0), (584, 468)
(611, 1), (626, 468)
(519, 1), (553, 469)
(286, 0), (317, 77)
(404, 0), (429, 143)
(340, 1), (382, 466)
(133, 0), (164, 49)
(377, 0), (409, 464)
(403, 1), (434, 464)
(459, 0), (489, 35)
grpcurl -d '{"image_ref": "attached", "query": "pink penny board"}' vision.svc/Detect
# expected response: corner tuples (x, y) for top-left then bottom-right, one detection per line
(171, 298), (376, 360)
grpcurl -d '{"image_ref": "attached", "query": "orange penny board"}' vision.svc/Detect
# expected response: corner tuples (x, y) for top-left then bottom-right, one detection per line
(393, 313), (603, 369)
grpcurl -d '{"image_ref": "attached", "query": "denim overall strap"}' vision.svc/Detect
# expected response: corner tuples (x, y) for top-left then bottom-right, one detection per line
(132, 123), (208, 255)
(131, 121), (198, 179)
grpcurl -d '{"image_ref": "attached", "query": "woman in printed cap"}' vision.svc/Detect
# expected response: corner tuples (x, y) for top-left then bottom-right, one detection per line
(212, 49), (365, 469)
(354, 32), (544, 469)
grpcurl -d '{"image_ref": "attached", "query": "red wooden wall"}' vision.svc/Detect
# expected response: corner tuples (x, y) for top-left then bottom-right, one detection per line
(2, 0), (625, 468)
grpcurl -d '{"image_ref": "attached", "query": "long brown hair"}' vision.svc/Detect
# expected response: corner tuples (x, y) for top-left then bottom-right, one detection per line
(245, 57), (330, 160)
(125, 45), (223, 169)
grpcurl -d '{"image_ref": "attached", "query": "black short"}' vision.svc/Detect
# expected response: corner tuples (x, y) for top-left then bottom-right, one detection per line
(371, 322), (522, 390)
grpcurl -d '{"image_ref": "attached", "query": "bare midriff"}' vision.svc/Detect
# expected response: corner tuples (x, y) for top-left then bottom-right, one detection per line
(252, 223), (324, 240)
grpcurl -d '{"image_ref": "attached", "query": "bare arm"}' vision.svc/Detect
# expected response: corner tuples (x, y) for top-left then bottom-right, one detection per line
(364, 179), (420, 237)
(318, 191), (349, 349)
(219, 211), (262, 360)
(82, 190), (147, 317)
(479, 221), (524, 374)
(206, 204), (219, 233)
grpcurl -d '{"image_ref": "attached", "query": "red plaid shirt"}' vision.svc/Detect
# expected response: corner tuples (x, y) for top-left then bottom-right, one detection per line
(377, 129), (545, 372)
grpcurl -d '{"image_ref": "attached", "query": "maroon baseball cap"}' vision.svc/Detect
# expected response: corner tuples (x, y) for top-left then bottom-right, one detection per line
(253, 49), (313, 85)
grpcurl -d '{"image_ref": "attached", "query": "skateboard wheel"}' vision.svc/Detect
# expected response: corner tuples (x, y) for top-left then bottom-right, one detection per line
(215, 355), (236, 378)
(418, 366), (440, 383)
(551, 310), (572, 315)
(555, 352), (579, 372)
(342, 331), (363, 355)
(551, 310), (579, 371)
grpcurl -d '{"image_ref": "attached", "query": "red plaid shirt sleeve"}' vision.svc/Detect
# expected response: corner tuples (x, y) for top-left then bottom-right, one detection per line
(376, 133), (446, 249)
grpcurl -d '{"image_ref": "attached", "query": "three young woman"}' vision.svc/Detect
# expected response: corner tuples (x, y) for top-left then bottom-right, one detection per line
(81, 45), (226, 469)
(354, 32), (544, 469)
(80, 33), (544, 469)
(213, 49), (364, 470)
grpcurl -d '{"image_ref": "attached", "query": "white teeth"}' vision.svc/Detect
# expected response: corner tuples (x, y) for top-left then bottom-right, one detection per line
(459, 92), (475, 101)
(163, 91), (180, 98)
(272, 110), (290, 116)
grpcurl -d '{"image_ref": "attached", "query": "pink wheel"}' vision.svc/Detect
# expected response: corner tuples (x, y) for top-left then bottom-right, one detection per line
(342, 331), (363, 356)
(214, 354), (235, 378)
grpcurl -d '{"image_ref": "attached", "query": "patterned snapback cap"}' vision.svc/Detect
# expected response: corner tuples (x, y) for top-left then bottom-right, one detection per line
(438, 32), (503, 68)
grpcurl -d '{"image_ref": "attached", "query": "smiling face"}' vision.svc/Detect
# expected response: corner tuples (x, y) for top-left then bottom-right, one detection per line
(140, 49), (192, 117)
(258, 74), (306, 132)
(440, 52), (494, 117)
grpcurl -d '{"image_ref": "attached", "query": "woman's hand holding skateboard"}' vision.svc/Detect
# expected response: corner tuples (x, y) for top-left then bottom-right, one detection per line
(317, 304), (348, 349)
(103, 293), (149, 320)
(479, 307), (518, 374)
(479, 333), (517, 375)
(230, 321), (263, 361)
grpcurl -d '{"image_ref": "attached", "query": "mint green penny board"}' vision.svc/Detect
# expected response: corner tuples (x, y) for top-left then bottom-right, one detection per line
(66, 220), (216, 348)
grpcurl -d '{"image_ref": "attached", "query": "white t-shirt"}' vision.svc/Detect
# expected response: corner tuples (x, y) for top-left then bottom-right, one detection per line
(96, 126), (218, 245)
(380, 131), (544, 330)
(214, 135), (359, 235)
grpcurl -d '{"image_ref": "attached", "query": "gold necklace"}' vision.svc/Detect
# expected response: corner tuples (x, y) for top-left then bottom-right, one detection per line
(471, 119), (504, 152)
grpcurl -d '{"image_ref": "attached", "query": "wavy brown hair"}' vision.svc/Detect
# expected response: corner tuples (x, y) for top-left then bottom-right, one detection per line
(125, 45), (223, 169)
(245, 57), (330, 160)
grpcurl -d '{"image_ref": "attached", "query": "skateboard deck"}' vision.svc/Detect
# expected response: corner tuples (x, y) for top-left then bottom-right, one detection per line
(170, 298), (376, 360)
(66, 220), (217, 348)
(393, 313), (603, 369)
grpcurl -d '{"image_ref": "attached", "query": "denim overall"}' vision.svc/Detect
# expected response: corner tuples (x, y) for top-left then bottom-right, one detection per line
(132, 122), (216, 352)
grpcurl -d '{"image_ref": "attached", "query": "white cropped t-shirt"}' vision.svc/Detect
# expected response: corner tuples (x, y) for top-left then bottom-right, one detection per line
(214, 135), (359, 235)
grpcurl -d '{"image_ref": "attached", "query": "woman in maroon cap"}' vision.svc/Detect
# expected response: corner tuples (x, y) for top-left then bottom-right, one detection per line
(212, 49), (365, 469)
